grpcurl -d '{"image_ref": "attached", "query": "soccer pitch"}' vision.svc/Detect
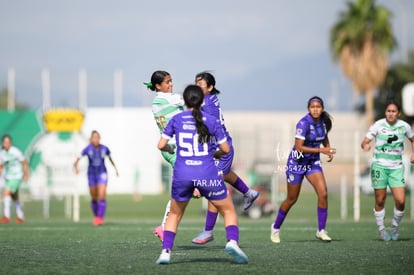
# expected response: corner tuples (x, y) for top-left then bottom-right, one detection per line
(1, 193), (414, 274)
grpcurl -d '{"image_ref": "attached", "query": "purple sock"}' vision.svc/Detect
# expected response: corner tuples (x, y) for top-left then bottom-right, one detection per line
(273, 208), (287, 229)
(97, 199), (106, 218)
(204, 211), (218, 231)
(232, 177), (249, 195)
(91, 200), (98, 216)
(317, 207), (328, 231)
(226, 225), (239, 242)
(162, 230), (176, 250)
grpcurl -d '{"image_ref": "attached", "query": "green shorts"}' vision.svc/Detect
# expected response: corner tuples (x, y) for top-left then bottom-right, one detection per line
(161, 151), (176, 168)
(5, 179), (23, 194)
(370, 163), (405, 189)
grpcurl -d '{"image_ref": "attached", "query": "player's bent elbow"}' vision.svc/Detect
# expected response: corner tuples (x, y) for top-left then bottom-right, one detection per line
(219, 142), (230, 154)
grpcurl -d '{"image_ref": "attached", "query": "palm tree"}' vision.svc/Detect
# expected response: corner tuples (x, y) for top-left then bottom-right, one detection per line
(330, 0), (397, 125)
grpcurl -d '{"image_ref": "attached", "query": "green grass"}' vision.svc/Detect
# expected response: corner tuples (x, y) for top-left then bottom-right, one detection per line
(1, 192), (414, 274)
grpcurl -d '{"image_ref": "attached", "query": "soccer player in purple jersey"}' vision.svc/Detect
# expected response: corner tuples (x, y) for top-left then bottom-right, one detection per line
(74, 130), (119, 226)
(156, 85), (248, 265)
(271, 96), (336, 243)
(191, 72), (259, 245)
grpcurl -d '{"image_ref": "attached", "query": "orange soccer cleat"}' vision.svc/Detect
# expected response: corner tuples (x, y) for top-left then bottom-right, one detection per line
(0, 216), (11, 223)
(93, 217), (104, 226)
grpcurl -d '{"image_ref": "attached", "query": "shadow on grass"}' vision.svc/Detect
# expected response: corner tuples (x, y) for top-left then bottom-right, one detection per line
(176, 245), (224, 251)
(170, 244), (249, 265)
(170, 257), (232, 265)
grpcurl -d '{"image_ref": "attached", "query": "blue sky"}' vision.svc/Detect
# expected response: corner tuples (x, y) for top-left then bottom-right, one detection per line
(1, 0), (413, 111)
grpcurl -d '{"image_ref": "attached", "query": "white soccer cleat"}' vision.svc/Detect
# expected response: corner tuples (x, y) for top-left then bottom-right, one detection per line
(315, 229), (332, 242)
(270, 225), (280, 243)
(380, 229), (391, 241)
(156, 249), (171, 265)
(243, 190), (259, 210)
(390, 226), (399, 241)
(225, 240), (248, 264)
(192, 230), (214, 245)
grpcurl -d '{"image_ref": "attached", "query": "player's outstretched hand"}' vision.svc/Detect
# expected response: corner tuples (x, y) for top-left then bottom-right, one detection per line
(321, 147), (336, 162)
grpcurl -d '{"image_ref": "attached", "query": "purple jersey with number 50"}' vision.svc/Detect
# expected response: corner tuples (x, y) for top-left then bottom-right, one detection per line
(162, 110), (227, 180)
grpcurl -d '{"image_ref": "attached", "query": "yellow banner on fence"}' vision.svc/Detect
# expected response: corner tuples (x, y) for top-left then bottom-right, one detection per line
(43, 109), (84, 132)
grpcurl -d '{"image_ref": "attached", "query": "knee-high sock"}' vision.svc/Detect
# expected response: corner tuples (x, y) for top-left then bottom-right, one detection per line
(273, 208), (287, 229)
(391, 207), (404, 227)
(4, 195), (11, 218)
(91, 200), (98, 216)
(232, 177), (249, 195)
(317, 207), (328, 231)
(162, 230), (176, 251)
(97, 199), (106, 218)
(161, 200), (171, 228)
(204, 210), (218, 231)
(374, 208), (386, 231)
(226, 225), (239, 243)
(15, 200), (24, 219)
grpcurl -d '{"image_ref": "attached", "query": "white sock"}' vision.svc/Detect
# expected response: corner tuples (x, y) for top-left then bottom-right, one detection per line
(373, 208), (385, 231)
(4, 196), (12, 218)
(15, 200), (24, 219)
(391, 207), (404, 227)
(161, 200), (171, 229)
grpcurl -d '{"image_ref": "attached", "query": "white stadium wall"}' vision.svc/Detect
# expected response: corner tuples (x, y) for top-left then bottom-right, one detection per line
(81, 108), (162, 194)
(28, 108), (163, 196)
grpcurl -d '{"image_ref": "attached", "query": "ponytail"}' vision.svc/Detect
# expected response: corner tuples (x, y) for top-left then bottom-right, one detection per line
(192, 108), (211, 143)
(144, 71), (170, 92)
(321, 111), (333, 132)
(183, 85), (211, 143)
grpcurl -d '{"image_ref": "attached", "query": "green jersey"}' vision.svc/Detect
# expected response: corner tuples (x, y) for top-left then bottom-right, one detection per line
(0, 146), (25, 180)
(152, 92), (184, 134)
(365, 118), (414, 169)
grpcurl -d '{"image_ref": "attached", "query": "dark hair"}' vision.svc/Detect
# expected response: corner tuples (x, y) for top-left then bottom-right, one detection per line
(183, 85), (210, 143)
(144, 71), (170, 91)
(2, 134), (11, 142)
(307, 96), (333, 132)
(1, 134), (11, 149)
(385, 100), (401, 112)
(195, 71), (221, 95)
(90, 130), (100, 137)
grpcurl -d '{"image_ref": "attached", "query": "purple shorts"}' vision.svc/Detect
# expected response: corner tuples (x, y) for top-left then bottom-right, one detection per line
(87, 171), (108, 187)
(285, 159), (323, 185)
(216, 139), (234, 175)
(172, 176), (228, 202)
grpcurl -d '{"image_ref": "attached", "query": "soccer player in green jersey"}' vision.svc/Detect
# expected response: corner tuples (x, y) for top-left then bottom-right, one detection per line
(361, 101), (414, 241)
(145, 71), (184, 241)
(0, 135), (29, 223)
